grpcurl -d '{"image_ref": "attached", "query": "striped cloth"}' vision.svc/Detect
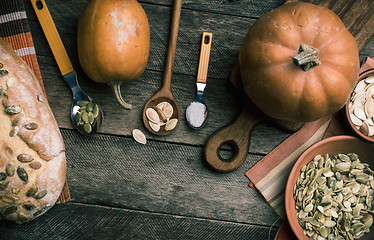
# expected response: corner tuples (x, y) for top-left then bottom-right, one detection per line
(245, 58), (374, 220)
(0, 0), (70, 204)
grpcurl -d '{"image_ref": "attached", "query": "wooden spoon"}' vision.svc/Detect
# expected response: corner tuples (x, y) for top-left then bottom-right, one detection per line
(142, 0), (182, 135)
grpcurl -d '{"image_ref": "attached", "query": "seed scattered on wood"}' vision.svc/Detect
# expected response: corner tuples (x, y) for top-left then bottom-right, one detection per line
(132, 129), (146, 145)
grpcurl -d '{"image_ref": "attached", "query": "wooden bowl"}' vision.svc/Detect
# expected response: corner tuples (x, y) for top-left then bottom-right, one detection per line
(285, 135), (374, 240)
(345, 70), (374, 143)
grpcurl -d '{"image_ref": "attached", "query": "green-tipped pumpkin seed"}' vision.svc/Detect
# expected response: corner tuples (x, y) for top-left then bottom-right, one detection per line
(6, 164), (15, 176)
(5, 105), (22, 115)
(35, 190), (47, 199)
(81, 111), (89, 123)
(3, 206), (17, 215)
(23, 203), (36, 211)
(83, 123), (92, 133)
(0, 181), (9, 190)
(78, 106), (87, 112)
(75, 112), (82, 125)
(26, 187), (38, 197)
(88, 112), (94, 124)
(86, 102), (94, 112)
(77, 100), (89, 107)
(17, 154), (34, 163)
(0, 172), (6, 181)
(24, 122), (38, 130)
(93, 104), (99, 118)
(17, 166), (28, 182)
(0, 69), (8, 76)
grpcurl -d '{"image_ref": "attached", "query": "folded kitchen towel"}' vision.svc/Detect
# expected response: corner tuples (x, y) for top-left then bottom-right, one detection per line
(246, 57), (374, 219)
(0, 0), (70, 204)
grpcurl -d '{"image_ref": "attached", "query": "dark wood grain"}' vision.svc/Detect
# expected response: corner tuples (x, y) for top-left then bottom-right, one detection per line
(2, 0), (372, 239)
(0, 202), (279, 240)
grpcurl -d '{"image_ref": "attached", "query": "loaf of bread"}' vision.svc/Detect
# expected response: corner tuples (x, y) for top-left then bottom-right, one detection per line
(0, 38), (66, 223)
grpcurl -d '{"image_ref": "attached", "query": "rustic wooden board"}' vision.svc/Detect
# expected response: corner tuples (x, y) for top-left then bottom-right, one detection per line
(0, 202), (279, 239)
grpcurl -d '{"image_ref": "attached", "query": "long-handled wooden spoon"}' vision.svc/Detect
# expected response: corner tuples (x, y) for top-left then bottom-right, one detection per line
(142, 0), (182, 135)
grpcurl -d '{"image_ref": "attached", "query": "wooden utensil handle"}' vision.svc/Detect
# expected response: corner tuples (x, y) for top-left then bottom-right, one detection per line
(162, 0), (182, 90)
(30, 0), (73, 76)
(197, 32), (213, 84)
(203, 104), (266, 173)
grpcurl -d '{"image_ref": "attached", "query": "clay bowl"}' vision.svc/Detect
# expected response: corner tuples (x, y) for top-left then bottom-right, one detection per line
(285, 135), (374, 240)
(345, 70), (374, 143)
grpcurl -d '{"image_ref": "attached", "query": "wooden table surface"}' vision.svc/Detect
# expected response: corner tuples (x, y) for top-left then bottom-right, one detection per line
(1, 0), (373, 239)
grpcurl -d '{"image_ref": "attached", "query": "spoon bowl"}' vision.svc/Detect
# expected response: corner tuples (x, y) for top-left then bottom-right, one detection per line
(143, 90), (180, 135)
(142, 0), (182, 135)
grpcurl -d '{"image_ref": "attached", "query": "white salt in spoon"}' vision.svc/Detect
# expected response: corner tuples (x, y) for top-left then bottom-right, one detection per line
(186, 32), (212, 129)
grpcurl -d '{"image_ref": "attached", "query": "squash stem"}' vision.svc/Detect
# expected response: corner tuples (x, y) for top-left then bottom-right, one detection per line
(293, 44), (320, 71)
(108, 81), (132, 110)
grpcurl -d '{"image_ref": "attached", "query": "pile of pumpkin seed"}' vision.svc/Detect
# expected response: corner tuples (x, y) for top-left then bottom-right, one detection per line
(293, 153), (374, 240)
(145, 101), (178, 132)
(74, 100), (99, 133)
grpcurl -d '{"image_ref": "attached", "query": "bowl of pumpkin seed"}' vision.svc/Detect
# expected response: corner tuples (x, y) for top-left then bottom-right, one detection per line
(285, 135), (374, 240)
(346, 71), (374, 143)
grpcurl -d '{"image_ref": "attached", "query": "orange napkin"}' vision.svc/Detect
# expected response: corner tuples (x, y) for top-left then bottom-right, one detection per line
(0, 0), (70, 204)
(245, 58), (374, 236)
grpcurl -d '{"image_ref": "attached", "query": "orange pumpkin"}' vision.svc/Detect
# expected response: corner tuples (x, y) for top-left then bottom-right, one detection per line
(239, 2), (359, 122)
(77, 0), (150, 109)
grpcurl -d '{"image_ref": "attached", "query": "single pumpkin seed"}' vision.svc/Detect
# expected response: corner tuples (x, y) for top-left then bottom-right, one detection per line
(86, 102), (94, 112)
(5, 146), (13, 159)
(17, 166), (28, 182)
(0, 62), (3, 68)
(1, 195), (15, 203)
(9, 127), (19, 137)
(146, 108), (160, 124)
(75, 112), (82, 125)
(23, 203), (36, 211)
(6, 164), (15, 176)
(0, 69), (8, 76)
(17, 154), (34, 163)
(153, 106), (167, 122)
(5, 105), (22, 115)
(132, 129), (146, 145)
(3, 206), (17, 215)
(83, 123), (92, 133)
(29, 161), (42, 170)
(18, 213), (28, 223)
(26, 188), (38, 197)
(24, 122), (38, 130)
(88, 112), (94, 124)
(0, 172), (6, 181)
(78, 106), (87, 112)
(35, 190), (47, 199)
(92, 104), (99, 118)
(77, 100), (89, 107)
(0, 181), (9, 190)
(165, 118), (178, 131)
(81, 111), (89, 123)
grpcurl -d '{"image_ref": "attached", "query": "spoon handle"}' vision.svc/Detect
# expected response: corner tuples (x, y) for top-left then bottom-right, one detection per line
(162, 0), (182, 90)
(197, 32), (213, 84)
(30, 0), (74, 76)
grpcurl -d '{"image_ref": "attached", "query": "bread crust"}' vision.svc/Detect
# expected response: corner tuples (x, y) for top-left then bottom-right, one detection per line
(0, 38), (66, 223)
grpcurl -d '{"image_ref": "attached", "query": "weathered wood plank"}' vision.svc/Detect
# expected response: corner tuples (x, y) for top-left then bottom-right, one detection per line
(0, 202), (279, 240)
(60, 129), (280, 226)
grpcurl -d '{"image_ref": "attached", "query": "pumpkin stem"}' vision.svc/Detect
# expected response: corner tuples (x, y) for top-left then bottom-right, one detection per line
(108, 81), (132, 109)
(293, 44), (320, 71)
